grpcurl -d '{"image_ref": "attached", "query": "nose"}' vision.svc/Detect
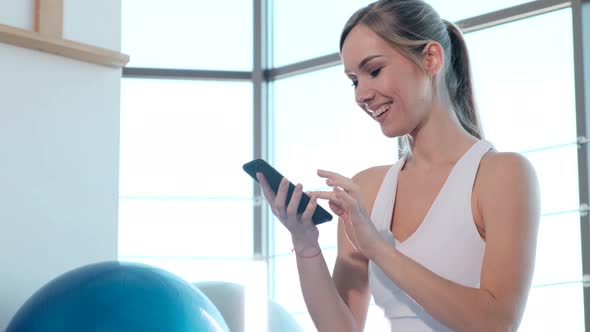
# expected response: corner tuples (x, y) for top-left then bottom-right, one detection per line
(355, 82), (375, 107)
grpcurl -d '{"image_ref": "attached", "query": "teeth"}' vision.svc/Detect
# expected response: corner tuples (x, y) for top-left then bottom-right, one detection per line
(372, 104), (391, 118)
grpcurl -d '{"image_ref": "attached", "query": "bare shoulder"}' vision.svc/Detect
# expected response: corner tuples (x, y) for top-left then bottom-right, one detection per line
(475, 150), (540, 229)
(351, 164), (392, 211)
(477, 151), (538, 187)
(352, 164), (391, 185)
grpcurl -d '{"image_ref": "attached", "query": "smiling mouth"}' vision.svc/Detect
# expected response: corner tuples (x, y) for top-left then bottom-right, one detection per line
(372, 104), (391, 119)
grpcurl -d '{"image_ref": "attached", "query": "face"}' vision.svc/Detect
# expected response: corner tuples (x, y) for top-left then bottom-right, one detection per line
(341, 24), (434, 138)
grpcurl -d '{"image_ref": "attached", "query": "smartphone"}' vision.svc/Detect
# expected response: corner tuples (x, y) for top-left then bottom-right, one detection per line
(242, 159), (333, 225)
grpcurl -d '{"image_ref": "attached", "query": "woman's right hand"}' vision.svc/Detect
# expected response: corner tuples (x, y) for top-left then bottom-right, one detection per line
(256, 173), (321, 255)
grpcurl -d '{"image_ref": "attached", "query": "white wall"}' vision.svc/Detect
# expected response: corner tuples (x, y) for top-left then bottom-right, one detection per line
(0, 1), (122, 329)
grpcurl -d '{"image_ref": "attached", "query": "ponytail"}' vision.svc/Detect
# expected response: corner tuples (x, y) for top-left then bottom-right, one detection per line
(443, 19), (483, 139)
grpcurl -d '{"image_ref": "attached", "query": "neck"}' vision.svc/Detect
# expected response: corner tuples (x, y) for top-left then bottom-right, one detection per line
(405, 102), (477, 170)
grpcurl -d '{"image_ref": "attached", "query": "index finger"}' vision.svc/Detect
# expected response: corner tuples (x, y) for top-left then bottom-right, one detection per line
(256, 172), (276, 202)
(306, 190), (337, 200)
(317, 169), (358, 193)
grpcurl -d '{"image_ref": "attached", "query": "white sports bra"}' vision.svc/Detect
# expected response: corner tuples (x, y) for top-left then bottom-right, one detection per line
(368, 140), (493, 331)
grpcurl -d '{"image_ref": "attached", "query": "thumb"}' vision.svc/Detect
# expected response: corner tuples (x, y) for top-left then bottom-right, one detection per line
(334, 187), (358, 210)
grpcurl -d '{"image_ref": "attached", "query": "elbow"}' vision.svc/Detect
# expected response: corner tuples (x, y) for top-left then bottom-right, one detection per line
(476, 292), (522, 332)
(479, 313), (520, 332)
(315, 314), (361, 332)
(460, 320), (516, 332)
(317, 323), (359, 332)
(496, 316), (521, 332)
(458, 309), (520, 332)
(492, 303), (524, 332)
(488, 321), (517, 332)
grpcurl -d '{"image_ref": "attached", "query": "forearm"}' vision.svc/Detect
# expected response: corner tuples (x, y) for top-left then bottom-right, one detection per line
(370, 241), (515, 332)
(294, 248), (359, 332)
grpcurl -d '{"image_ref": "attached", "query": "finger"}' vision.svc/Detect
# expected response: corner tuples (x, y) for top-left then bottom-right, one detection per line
(256, 173), (276, 202)
(317, 169), (346, 182)
(326, 189), (357, 218)
(327, 191), (348, 215)
(306, 191), (338, 201)
(301, 194), (318, 222)
(274, 177), (290, 214)
(317, 170), (359, 194)
(317, 169), (343, 178)
(287, 183), (303, 216)
(334, 188), (370, 228)
(307, 189), (347, 216)
(333, 187), (359, 210)
(329, 200), (346, 216)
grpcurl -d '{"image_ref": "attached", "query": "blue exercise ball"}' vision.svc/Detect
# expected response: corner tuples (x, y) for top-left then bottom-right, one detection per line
(268, 300), (304, 332)
(7, 261), (230, 332)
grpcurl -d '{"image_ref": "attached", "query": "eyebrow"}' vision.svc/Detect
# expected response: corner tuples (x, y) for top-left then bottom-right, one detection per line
(345, 55), (384, 75)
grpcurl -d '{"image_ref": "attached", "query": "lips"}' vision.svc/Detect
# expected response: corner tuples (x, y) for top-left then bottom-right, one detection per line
(370, 103), (391, 119)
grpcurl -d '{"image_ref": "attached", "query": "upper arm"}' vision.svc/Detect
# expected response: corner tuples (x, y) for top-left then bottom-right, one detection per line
(332, 167), (387, 330)
(333, 220), (371, 330)
(478, 152), (540, 324)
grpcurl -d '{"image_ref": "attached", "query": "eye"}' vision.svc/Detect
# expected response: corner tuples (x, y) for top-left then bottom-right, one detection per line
(351, 80), (358, 88)
(369, 68), (381, 78)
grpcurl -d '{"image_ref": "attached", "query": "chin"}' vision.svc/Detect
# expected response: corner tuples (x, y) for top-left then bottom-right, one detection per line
(380, 125), (408, 139)
(381, 130), (404, 139)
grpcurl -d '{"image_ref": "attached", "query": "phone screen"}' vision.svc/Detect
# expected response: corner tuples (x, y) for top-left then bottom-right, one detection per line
(242, 159), (333, 225)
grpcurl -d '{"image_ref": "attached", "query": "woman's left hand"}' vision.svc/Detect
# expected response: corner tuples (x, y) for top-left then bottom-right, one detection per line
(309, 169), (383, 258)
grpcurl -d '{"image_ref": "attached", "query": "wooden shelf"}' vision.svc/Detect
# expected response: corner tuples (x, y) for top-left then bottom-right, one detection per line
(0, 23), (129, 68)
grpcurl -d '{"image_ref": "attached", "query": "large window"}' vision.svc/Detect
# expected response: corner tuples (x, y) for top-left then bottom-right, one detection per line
(272, 0), (371, 67)
(428, 0), (533, 22)
(464, 8), (583, 330)
(118, 78), (257, 282)
(121, 1), (589, 331)
(122, 0), (253, 70)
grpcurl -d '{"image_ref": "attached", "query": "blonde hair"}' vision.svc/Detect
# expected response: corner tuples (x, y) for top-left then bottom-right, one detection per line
(340, 0), (483, 140)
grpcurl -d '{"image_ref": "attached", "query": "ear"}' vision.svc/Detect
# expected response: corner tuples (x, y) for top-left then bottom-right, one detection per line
(421, 41), (444, 78)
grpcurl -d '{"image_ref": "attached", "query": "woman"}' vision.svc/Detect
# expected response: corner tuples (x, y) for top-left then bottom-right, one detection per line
(257, 0), (540, 331)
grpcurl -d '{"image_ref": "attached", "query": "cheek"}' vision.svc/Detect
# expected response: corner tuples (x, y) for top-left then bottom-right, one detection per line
(396, 87), (428, 128)
(380, 70), (430, 120)
(405, 78), (431, 111)
(382, 73), (422, 105)
(380, 80), (405, 107)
